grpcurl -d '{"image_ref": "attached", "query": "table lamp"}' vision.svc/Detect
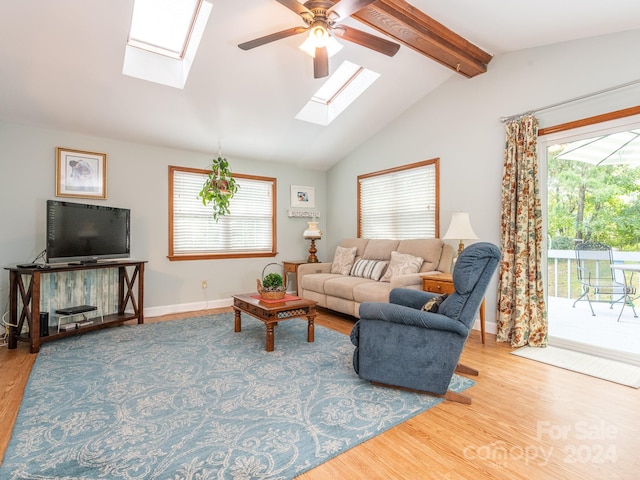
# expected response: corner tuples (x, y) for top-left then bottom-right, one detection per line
(443, 212), (478, 256)
(303, 220), (322, 263)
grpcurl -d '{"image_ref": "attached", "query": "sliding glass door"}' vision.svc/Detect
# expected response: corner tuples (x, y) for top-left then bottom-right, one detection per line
(540, 116), (640, 363)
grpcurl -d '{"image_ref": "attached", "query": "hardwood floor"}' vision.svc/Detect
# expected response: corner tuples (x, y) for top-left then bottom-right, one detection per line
(1, 307), (639, 479)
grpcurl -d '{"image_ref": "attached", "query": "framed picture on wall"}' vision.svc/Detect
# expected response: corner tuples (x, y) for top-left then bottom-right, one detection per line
(56, 147), (107, 199)
(291, 185), (315, 208)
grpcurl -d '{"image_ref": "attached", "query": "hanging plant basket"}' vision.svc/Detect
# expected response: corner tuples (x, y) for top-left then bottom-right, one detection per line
(198, 156), (238, 222)
(257, 263), (287, 300)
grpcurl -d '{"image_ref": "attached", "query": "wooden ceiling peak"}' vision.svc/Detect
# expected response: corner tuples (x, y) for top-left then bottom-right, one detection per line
(351, 0), (492, 78)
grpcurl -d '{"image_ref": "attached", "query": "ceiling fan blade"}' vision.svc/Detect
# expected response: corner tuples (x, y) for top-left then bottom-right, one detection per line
(314, 47), (329, 78)
(276, 0), (313, 17)
(333, 26), (400, 57)
(238, 26), (308, 50)
(327, 0), (377, 21)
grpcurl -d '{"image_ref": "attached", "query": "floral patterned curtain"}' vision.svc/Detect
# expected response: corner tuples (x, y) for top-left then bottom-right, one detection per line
(496, 115), (548, 347)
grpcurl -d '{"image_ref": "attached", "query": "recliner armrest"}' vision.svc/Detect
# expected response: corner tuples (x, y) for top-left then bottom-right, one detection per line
(358, 302), (469, 336)
(389, 288), (438, 309)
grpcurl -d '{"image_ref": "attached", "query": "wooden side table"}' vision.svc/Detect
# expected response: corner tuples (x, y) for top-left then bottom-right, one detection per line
(282, 260), (306, 294)
(421, 272), (486, 344)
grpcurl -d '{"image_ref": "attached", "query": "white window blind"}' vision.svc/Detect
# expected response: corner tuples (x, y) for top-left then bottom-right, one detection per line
(170, 167), (275, 258)
(359, 160), (438, 239)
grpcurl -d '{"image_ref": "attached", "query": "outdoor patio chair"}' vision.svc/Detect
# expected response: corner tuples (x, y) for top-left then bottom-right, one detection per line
(572, 241), (637, 316)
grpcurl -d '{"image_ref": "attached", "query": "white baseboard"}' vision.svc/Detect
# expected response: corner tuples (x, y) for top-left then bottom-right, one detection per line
(473, 318), (497, 335)
(144, 298), (233, 318)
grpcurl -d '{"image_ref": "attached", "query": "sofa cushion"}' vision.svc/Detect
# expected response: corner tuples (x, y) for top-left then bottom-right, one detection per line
(301, 273), (342, 293)
(331, 246), (357, 275)
(324, 276), (376, 300)
(362, 239), (400, 260)
(339, 238), (370, 258)
(353, 281), (392, 303)
(397, 238), (445, 273)
(380, 251), (424, 282)
(350, 258), (388, 281)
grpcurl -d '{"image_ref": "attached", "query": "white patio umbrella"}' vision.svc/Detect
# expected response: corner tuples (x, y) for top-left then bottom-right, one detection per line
(556, 129), (640, 166)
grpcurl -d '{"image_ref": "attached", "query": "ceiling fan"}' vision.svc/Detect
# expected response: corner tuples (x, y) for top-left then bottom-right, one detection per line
(238, 0), (401, 78)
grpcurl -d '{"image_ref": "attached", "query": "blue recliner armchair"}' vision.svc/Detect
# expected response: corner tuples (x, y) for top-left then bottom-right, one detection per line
(350, 242), (500, 404)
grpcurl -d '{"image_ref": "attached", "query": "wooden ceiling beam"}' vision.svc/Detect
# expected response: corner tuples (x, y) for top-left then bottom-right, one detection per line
(352, 0), (493, 78)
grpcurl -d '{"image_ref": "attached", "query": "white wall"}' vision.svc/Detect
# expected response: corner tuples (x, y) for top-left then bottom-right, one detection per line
(326, 29), (640, 333)
(3, 29), (639, 326)
(0, 122), (327, 316)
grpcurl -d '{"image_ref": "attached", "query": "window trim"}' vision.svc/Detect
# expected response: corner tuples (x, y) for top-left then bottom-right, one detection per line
(538, 105), (640, 137)
(357, 158), (440, 238)
(168, 165), (277, 261)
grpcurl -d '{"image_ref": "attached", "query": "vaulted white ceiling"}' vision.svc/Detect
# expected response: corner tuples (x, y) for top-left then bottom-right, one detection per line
(1, 0), (640, 171)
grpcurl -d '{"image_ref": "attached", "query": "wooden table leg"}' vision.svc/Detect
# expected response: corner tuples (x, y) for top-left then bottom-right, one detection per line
(307, 316), (315, 343)
(234, 308), (241, 332)
(265, 323), (275, 352)
(8, 271), (18, 349)
(480, 299), (486, 344)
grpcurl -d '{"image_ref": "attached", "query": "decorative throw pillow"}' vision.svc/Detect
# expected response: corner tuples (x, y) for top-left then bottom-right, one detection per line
(331, 246), (357, 275)
(380, 251), (424, 282)
(350, 258), (388, 281)
(421, 293), (449, 313)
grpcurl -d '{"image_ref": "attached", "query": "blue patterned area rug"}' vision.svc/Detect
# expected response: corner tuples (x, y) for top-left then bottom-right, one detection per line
(1, 313), (474, 479)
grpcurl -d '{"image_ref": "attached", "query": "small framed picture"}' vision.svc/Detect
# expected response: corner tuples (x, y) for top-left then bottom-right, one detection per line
(291, 185), (315, 208)
(56, 147), (107, 199)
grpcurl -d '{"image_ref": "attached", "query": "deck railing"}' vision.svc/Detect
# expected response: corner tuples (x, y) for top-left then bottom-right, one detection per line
(547, 249), (640, 299)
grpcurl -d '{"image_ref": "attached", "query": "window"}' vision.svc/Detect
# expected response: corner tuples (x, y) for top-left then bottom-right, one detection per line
(123, 0), (212, 88)
(128, 0), (202, 59)
(358, 159), (439, 239)
(295, 61), (380, 126)
(169, 166), (276, 260)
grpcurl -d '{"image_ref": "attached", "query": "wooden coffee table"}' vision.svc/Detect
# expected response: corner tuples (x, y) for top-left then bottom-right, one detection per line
(232, 293), (318, 351)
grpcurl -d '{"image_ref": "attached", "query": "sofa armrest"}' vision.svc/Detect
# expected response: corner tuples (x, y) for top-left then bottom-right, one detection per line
(389, 272), (423, 289)
(297, 262), (332, 276)
(297, 262), (332, 292)
(358, 302), (469, 336)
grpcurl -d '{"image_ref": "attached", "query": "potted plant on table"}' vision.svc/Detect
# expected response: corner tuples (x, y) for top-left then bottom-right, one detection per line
(198, 156), (239, 221)
(257, 264), (287, 300)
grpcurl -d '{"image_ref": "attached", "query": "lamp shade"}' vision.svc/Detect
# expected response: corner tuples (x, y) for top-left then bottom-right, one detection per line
(443, 213), (478, 241)
(303, 221), (322, 239)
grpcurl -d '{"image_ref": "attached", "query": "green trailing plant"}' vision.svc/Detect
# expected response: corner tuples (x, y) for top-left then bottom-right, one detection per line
(198, 156), (239, 222)
(262, 273), (284, 291)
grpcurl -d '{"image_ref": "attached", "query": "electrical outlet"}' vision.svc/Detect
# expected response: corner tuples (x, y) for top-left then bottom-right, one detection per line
(201, 280), (207, 289)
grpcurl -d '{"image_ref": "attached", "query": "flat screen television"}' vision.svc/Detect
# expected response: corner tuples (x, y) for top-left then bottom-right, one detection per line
(46, 200), (130, 264)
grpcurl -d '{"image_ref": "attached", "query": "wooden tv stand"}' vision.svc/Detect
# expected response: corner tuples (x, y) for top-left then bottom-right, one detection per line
(6, 260), (146, 353)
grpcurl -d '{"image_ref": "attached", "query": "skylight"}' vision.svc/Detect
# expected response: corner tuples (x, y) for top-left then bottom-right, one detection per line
(123, 0), (212, 89)
(295, 61), (380, 126)
(128, 0), (200, 59)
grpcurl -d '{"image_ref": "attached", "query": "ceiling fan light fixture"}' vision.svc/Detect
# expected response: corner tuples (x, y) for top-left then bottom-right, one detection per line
(310, 24), (328, 43)
(325, 36), (343, 57)
(299, 34), (318, 57)
(299, 33), (343, 58)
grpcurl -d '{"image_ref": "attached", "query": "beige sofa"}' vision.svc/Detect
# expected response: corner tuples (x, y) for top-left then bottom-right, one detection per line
(297, 238), (454, 318)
